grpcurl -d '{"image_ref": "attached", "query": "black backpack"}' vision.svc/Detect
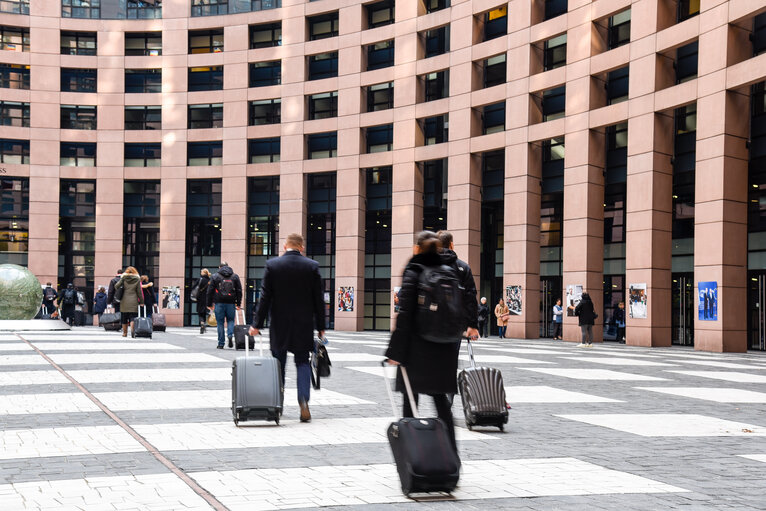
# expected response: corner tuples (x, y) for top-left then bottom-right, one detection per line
(217, 277), (236, 302)
(62, 289), (76, 306)
(44, 287), (56, 302)
(414, 264), (464, 343)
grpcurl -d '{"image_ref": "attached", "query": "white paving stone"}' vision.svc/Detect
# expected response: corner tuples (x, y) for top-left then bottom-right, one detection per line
(635, 387), (766, 403)
(0, 370), (70, 386)
(133, 417), (494, 451)
(0, 425), (144, 460)
(0, 335), (19, 340)
(345, 365), (398, 379)
(508, 386), (622, 403)
(673, 360), (766, 370)
(558, 414), (766, 437)
(666, 370), (766, 383)
(31, 342), (184, 351)
(0, 473), (211, 511)
(21, 335), (158, 342)
(0, 343), (32, 351)
(0, 393), (99, 415)
(559, 356), (676, 367)
(47, 353), (226, 365)
(68, 368), (232, 383)
(739, 454), (766, 464)
(0, 355), (49, 366)
(521, 368), (669, 381)
(482, 347), (573, 355)
(459, 354), (553, 365)
(321, 353), (386, 362)
(191, 457), (685, 510)
(93, 389), (373, 410)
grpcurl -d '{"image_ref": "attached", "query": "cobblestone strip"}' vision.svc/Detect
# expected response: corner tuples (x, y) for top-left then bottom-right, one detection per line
(16, 333), (224, 511)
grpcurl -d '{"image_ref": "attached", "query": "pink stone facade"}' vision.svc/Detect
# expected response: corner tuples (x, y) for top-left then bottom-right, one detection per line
(1, 0), (765, 352)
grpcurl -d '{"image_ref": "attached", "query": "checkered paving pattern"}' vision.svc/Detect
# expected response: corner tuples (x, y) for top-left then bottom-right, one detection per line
(0, 329), (765, 509)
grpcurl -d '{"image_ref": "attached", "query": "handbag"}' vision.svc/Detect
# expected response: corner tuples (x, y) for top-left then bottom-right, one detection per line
(207, 312), (217, 327)
(311, 338), (332, 390)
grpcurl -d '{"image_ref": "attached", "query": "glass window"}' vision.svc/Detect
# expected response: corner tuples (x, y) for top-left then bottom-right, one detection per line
(367, 81), (394, 111)
(366, 124), (393, 152)
(61, 68), (97, 92)
(0, 0), (29, 15)
(127, 0), (162, 19)
(187, 141), (223, 166)
(124, 143), (161, 167)
(125, 32), (162, 56)
(125, 69), (161, 93)
(677, 0), (700, 22)
(482, 101), (505, 134)
(422, 159), (447, 232)
(367, 40), (394, 70)
(542, 85), (566, 121)
(544, 0), (567, 20)
(423, 70), (448, 101)
(673, 104), (696, 239)
(308, 12), (339, 40)
(0, 101), (29, 127)
(307, 132), (337, 159)
(0, 177), (29, 265)
(308, 52), (338, 80)
(250, 0), (280, 12)
(608, 9), (631, 50)
(484, 6), (507, 41)
(676, 41), (698, 84)
(62, 0), (100, 19)
(191, 0), (227, 16)
(308, 91), (338, 120)
(248, 137), (280, 163)
(60, 142), (96, 166)
(367, 0), (394, 29)
(754, 13), (766, 56)
(188, 66), (223, 91)
(249, 61), (281, 87)
(0, 139), (29, 164)
(606, 66), (629, 105)
(423, 25), (449, 58)
(604, 122), (627, 244)
(249, 99), (281, 125)
(60, 105), (97, 130)
(0, 26), (29, 52)
(0, 64), (29, 90)
(60, 31), (96, 55)
(188, 103), (223, 129)
(543, 34), (566, 71)
(483, 54), (506, 88)
(424, 0), (449, 14)
(125, 106), (161, 130)
(250, 22), (281, 48)
(421, 115), (448, 145)
(189, 29), (223, 54)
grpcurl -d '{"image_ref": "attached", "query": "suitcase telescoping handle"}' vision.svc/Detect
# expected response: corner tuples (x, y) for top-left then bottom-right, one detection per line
(153, 304), (159, 314)
(466, 337), (476, 369)
(138, 305), (147, 318)
(380, 361), (421, 419)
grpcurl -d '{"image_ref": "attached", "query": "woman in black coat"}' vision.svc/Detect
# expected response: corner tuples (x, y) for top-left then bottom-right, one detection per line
(574, 292), (597, 347)
(196, 269), (211, 333)
(385, 231), (462, 452)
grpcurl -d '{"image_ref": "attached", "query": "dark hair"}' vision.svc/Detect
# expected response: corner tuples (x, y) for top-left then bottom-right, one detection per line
(436, 230), (453, 249)
(116, 269), (123, 274)
(582, 292), (591, 300)
(415, 231), (441, 254)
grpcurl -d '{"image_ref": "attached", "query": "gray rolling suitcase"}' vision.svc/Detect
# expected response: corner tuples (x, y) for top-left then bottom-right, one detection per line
(232, 332), (283, 425)
(457, 339), (509, 431)
(131, 305), (153, 339)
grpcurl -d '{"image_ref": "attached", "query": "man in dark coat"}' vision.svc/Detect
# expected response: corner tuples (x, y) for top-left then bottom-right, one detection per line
(42, 282), (57, 315)
(574, 292), (597, 347)
(57, 283), (77, 326)
(207, 262), (243, 349)
(437, 230), (479, 340)
(107, 269), (123, 313)
(250, 233), (325, 423)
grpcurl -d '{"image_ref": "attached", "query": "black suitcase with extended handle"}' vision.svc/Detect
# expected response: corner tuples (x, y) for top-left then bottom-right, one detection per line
(233, 309), (254, 350)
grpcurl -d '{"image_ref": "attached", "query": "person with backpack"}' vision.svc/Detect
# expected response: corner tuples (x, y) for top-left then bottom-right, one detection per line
(107, 269), (123, 313)
(195, 269), (211, 334)
(574, 292), (597, 347)
(207, 261), (243, 349)
(93, 286), (108, 322)
(385, 231), (468, 453)
(436, 230), (479, 341)
(115, 266), (144, 338)
(42, 282), (57, 315)
(57, 283), (77, 326)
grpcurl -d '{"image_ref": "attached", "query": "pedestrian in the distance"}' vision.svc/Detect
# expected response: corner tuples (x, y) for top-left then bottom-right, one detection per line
(107, 268), (123, 312)
(250, 233), (326, 423)
(477, 297), (489, 338)
(57, 283), (77, 326)
(42, 282), (57, 315)
(495, 298), (509, 339)
(207, 261), (243, 349)
(93, 286), (108, 323)
(574, 292), (596, 347)
(115, 267), (144, 337)
(615, 301), (626, 344)
(552, 298), (563, 340)
(141, 275), (155, 318)
(196, 269), (211, 334)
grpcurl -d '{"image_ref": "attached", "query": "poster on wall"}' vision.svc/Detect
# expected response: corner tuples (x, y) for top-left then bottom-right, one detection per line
(566, 285), (583, 316)
(161, 286), (181, 309)
(628, 283), (648, 319)
(337, 286), (354, 312)
(393, 287), (401, 313)
(698, 281), (718, 321)
(505, 285), (522, 315)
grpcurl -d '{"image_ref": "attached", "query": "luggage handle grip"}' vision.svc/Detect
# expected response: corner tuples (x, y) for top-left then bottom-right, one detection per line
(380, 361), (420, 419)
(138, 304), (147, 318)
(466, 336), (476, 369)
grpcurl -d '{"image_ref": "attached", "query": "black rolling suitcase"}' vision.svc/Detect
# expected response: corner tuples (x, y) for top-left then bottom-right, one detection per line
(131, 305), (153, 338)
(232, 333), (283, 425)
(101, 306), (121, 331)
(382, 363), (460, 496)
(457, 339), (509, 431)
(233, 309), (254, 350)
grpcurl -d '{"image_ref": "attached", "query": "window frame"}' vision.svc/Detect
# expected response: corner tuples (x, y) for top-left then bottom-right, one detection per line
(249, 22), (281, 49)
(542, 85), (566, 121)
(188, 103), (224, 129)
(62, 0), (101, 19)
(124, 106), (161, 130)
(125, 32), (162, 56)
(60, 104), (97, 130)
(424, 0), (449, 14)
(366, 0), (395, 29)
(124, 142), (161, 167)
(188, 66), (223, 91)
(0, 101), (29, 127)
(424, 25), (449, 58)
(543, 34), (567, 71)
(0, 0), (29, 15)
(127, 0), (162, 20)
(367, 40), (395, 71)
(189, 29), (224, 54)
(60, 142), (97, 167)
(423, 70), (449, 102)
(676, 40), (698, 84)
(484, 6), (507, 42)
(308, 52), (338, 80)
(0, 25), (29, 52)
(60, 67), (98, 93)
(365, 124), (394, 152)
(187, 141), (223, 166)
(307, 131), (338, 159)
(481, 101), (505, 134)
(606, 66), (629, 105)
(0, 64), (29, 90)
(483, 54), (506, 88)
(544, 0), (568, 21)
(125, 68), (162, 94)
(308, 12), (339, 41)
(607, 9), (631, 50)
(367, 81), (394, 111)
(421, 115), (448, 145)
(308, 91), (338, 120)
(249, 60), (282, 87)
(0, 138), (29, 164)
(249, 99), (281, 125)
(248, 137), (281, 163)
(191, 0), (227, 17)
(60, 31), (97, 55)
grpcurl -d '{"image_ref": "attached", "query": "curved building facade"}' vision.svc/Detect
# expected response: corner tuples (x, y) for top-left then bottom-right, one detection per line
(1, 0), (766, 352)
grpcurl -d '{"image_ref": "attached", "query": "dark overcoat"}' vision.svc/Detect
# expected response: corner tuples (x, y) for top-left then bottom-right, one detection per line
(574, 297), (596, 326)
(253, 250), (326, 353)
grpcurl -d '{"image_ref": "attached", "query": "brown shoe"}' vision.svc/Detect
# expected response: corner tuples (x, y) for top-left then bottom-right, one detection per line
(299, 401), (311, 423)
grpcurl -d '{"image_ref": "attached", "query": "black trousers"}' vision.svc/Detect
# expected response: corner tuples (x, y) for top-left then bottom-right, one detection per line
(402, 392), (457, 453)
(553, 322), (562, 339)
(478, 319), (488, 338)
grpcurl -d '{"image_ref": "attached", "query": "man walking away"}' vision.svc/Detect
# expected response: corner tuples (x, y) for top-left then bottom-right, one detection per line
(207, 261), (243, 349)
(477, 297), (489, 338)
(250, 233), (326, 423)
(57, 283), (77, 326)
(42, 282), (57, 314)
(436, 231), (479, 341)
(107, 269), (123, 312)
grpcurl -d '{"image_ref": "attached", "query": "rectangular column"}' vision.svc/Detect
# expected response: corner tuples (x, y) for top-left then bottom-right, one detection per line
(448, 153), (481, 287)
(220, 174), (247, 283)
(334, 166), (365, 331)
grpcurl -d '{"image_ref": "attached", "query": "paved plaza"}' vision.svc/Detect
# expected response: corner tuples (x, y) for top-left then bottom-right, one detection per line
(1, 328), (765, 510)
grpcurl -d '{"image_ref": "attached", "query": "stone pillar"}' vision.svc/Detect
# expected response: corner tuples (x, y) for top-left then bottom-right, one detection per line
(334, 166), (365, 331)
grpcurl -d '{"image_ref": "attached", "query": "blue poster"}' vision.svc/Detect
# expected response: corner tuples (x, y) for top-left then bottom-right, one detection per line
(698, 281), (718, 321)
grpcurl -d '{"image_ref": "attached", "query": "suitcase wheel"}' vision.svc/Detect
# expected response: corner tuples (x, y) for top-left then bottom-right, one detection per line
(498, 423), (504, 432)
(467, 424), (473, 431)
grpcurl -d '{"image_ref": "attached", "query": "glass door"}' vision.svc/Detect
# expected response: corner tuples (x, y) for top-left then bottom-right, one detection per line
(672, 273), (694, 346)
(539, 277), (561, 337)
(749, 272), (766, 351)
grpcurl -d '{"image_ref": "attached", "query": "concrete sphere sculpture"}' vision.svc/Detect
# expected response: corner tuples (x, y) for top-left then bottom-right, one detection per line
(0, 264), (44, 320)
